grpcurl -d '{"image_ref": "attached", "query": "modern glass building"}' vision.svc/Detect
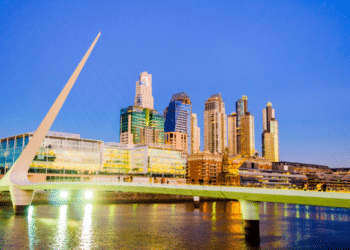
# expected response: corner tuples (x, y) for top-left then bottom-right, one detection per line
(103, 142), (130, 173)
(148, 147), (186, 177)
(0, 131), (102, 174)
(164, 92), (192, 154)
(0, 131), (184, 178)
(235, 95), (248, 128)
(120, 106), (165, 145)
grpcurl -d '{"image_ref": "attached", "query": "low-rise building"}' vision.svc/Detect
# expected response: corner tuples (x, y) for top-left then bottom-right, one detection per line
(0, 132), (186, 180)
(188, 152), (222, 185)
(0, 131), (103, 174)
(273, 161), (330, 175)
(238, 167), (307, 188)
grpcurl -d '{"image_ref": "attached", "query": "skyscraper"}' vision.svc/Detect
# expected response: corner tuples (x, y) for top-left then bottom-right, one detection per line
(241, 112), (255, 156)
(120, 72), (164, 146)
(134, 72), (154, 109)
(191, 113), (200, 154)
(228, 95), (255, 156)
(227, 112), (237, 155)
(204, 93), (227, 154)
(262, 102), (279, 162)
(235, 95), (248, 154)
(164, 92), (192, 154)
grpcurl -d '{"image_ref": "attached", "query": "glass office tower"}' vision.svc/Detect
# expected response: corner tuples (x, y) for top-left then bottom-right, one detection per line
(164, 92), (192, 154)
(120, 106), (165, 145)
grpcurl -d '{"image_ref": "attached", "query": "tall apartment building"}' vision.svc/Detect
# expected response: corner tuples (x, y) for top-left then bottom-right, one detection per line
(164, 92), (192, 154)
(120, 72), (164, 146)
(134, 72), (154, 109)
(191, 113), (200, 154)
(235, 95), (248, 154)
(241, 112), (255, 156)
(204, 93), (227, 154)
(227, 113), (237, 155)
(228, 96), (255, 156)
(262, 102), (279, 162)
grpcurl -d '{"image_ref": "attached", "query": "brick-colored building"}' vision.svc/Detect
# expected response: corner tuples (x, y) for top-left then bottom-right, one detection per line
(188, 152), (222, 184)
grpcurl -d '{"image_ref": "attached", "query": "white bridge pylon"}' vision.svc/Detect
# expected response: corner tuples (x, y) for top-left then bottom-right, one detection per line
(0, 31), (101, 212)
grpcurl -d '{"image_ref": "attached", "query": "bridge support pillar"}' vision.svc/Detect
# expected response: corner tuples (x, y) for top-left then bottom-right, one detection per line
(239, 200), (260, 246)
(193, 196), (200, 208)
(10, 186), (34, 215)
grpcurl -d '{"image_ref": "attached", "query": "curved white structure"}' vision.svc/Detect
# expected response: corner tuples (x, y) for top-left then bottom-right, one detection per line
(0, 31), (101, 213)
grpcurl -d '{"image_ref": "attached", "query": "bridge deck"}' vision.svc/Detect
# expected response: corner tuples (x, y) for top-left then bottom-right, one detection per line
(1, 182), (350, 208)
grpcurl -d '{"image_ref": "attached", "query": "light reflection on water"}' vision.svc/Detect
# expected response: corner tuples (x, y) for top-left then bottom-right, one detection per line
(27, 206), (36, 250)
(54, 205), (67, 249)
(0, 201), (350, 249)
(79, 204), (93, 250)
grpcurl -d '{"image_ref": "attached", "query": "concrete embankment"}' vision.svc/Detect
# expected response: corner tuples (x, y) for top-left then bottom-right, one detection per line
(0, 191), (229, 206)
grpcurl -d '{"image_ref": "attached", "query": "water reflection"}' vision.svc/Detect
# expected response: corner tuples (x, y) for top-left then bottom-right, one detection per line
(27, 206), (36, 250)
(108, 204), (116, 220)
(79, 204), (93, 250)
(54, 205), (67, 249)
(211, 202), (217, 232)
(2, 202), (350, 249)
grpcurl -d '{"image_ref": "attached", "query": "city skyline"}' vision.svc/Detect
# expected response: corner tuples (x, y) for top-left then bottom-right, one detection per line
(1, 0), (350, 168)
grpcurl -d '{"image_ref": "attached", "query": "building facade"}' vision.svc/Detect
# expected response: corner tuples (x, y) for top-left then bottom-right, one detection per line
(134, 72), (154, 109)
(227, 112), (237, 156)
(0, 131), (102, 174)
(262, 102), (279, 162)
(164, 131), (188, 157)
(188, 152), (222, 184)
(164, 92), (192, 154)
(241, 112), (255, 156)
(227, 96), (255, 157)
(235, 95), (248, 154)
(204, 94), (227, 154)
(120, 106), (165, 145)
(103, 142), (130, 174)
(0, 132), (185, 178)
(191, 113), (200, 154)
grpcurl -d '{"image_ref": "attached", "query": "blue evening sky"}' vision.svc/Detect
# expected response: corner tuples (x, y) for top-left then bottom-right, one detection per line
(1, 0), (350, 168)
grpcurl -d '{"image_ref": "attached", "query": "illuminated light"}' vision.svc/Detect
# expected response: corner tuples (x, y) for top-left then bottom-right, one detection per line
(60, 191), (69, 199)
(84, 191), (93, 200)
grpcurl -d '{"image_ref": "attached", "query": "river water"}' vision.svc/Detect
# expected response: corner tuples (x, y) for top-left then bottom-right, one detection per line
(1, 201), (350, 249)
